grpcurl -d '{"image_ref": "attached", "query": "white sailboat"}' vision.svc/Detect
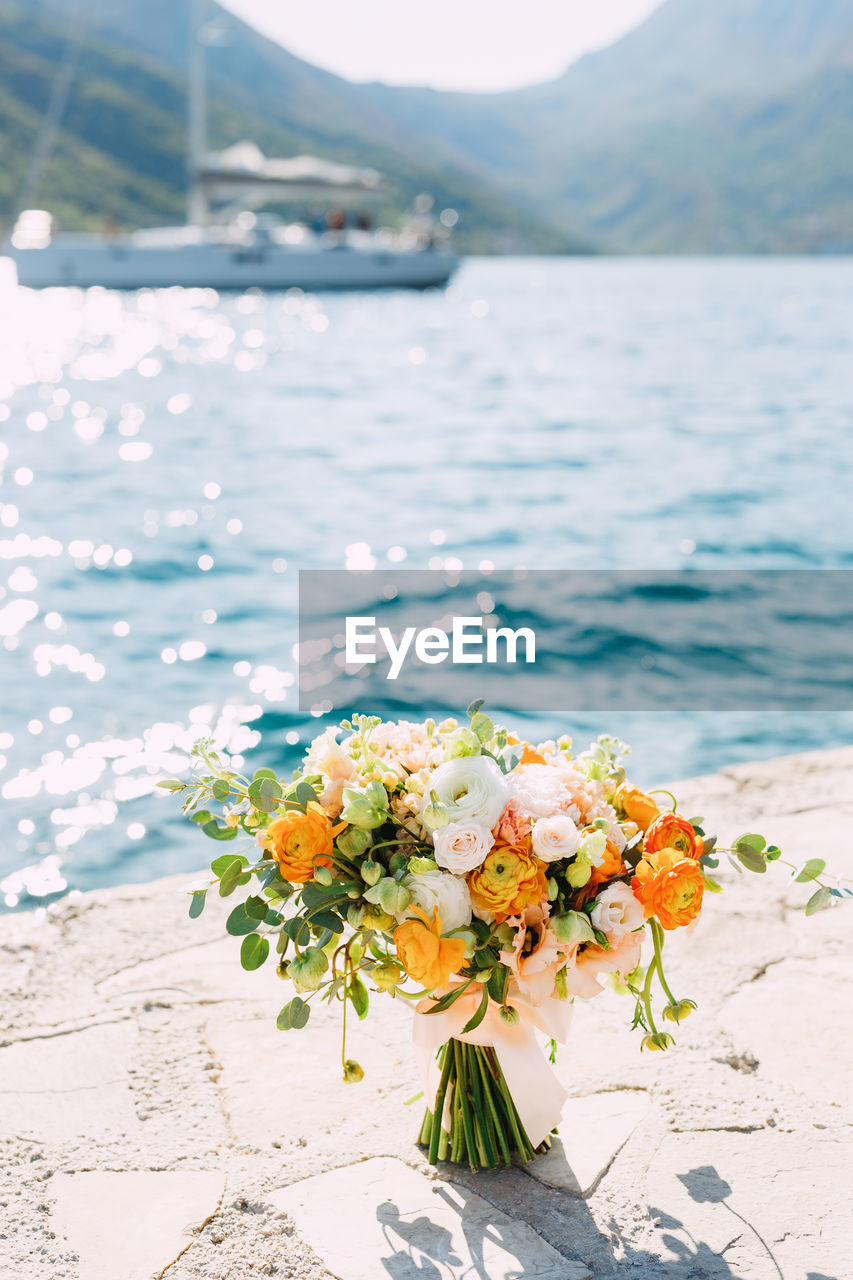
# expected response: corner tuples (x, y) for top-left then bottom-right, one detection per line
(5, 2), (457, 291)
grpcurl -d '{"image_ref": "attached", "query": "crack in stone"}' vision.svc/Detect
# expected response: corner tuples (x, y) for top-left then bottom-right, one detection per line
(154, 1176), (227, 1280)
(0, 1014), (132, 1049)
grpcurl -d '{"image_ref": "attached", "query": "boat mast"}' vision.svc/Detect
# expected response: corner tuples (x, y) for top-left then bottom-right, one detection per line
(187, 0), (208, 226)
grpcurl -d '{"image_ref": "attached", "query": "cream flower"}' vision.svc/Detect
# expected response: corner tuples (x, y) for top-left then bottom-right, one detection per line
(531, 813), (581, 862)
(399, 868), (472, 932)
(423, 755), (509, 831)
(589, 882), (645, 943)
(509, 764), (578, 819)
(433, 819), (494, 873)
(303, 726), (357, 814)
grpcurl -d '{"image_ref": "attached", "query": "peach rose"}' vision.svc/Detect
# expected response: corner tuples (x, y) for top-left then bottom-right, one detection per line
(631, 847), (704, 930)
(394, 907), (466, 990)
(266, 802), (337, 884)
(466, 841), (549, 922)
(643, 812), (700, 859)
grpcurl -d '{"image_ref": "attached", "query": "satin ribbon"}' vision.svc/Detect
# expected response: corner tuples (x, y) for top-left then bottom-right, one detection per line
(412, 987), (573, 1148)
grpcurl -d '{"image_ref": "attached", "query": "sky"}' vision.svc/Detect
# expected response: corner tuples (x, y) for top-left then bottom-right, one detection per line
(219, 0), (664, 92)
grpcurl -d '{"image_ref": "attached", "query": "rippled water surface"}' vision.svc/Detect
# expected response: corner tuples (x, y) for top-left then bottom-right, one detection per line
(1, 256), (852, 906)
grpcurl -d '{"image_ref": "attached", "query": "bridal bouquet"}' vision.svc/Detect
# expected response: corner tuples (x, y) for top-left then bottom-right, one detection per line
(164, 703), (843, 1171)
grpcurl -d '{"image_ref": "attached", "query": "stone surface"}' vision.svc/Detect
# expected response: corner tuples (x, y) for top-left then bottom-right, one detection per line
(0, 747), (850, 1279)
(270, 1156), (590, 1280)
(50, 1171), (225, 1280)
(530, 1090), (650, 1195)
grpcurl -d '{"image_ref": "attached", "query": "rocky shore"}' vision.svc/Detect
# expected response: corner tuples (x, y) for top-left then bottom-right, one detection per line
(1, 746), (851, 1280)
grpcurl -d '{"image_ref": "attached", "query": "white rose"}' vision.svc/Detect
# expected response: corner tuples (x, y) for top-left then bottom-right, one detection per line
(423, 755), (508, 831)
(531, 814), (581, 862)
(589, 882), (645, 943)
(433, 819), (494, 873)
(400, 869), (472, 932)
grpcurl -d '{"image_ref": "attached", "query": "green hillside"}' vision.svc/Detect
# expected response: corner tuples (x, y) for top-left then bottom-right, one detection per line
(4, 0), (853, 253)
(0, 3), (577, 252)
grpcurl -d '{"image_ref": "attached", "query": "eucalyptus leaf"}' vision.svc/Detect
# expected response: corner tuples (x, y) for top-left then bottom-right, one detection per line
(201, 819), (238, 842)
(736, 848), (767, 874)
(248, 777), (282, 814)
(211, 853), (247, 877)
(240, 933), (269, 971)
(226, 903), (260, 936)
(277, 997), (310, 1030)
(310, 910), (344, 934)
(805, 886), (832, 916)
(295, 780), (320, 808)
(188, 890), (206, 919)
(794, 858), (826, 883)
(347, 975), (369, 1020)
(244, 894), (270, 920)
(466, 699), (485, 718)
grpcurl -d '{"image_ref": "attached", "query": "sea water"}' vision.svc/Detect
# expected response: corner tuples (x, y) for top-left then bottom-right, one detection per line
(1, 255), (851, 905)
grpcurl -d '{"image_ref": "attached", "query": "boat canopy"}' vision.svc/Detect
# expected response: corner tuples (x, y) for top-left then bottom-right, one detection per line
(198, 143), (390, 205)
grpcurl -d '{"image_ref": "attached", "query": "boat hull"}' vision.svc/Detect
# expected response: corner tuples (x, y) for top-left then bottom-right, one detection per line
(6, 240), (458, 291)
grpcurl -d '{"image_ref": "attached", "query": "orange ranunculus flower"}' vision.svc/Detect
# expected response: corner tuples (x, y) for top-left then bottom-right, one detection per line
(467, 841), (548, 921)
(505, 733), (547, 765)
(589, 838), (627, 887)
(643, 812), (700, 859)
(631, 847), (704, 930)
(613, 783), (661, 832)
(266, 801), (337, 883)
(394, 908), (466, 990)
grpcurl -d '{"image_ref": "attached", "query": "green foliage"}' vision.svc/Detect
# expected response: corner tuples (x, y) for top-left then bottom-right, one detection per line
(188, 890), (206, 918)
(794, 858), (826, 883)
(806, 887), (832, 916)
(225, 902), (260, 936)
(346, 974), (369, 1020)
(240, 933), (270, 970)
(277, 997), (310, 1030)
(248, 776), (282, 813)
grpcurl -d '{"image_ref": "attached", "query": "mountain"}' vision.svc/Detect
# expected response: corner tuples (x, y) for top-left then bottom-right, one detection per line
(4, 0), (853, 253)
(0, 1), (575, 252)
(355, 0), (853, 251)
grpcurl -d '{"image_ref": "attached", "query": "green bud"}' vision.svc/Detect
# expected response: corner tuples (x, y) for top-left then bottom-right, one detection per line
(554, 967), (568, 999)
(341, 781), (388, 831)
(425, 718), (436, 738)
(422, 800), (450, 831)
(663, 999), (696, 1023)
(360, 859), (382, 886)
(493, 921), (516, 948)
(337, 827), (372, 858)
(377, 878), (411, 916)
(564, 858), (593, 889)
(288, 946), (328, 992)
(499, 1005), (520, 1026)
(361, 902), (395, 931)
(443, 727), (480, 759)
(547, 876), (559, 901)
(474, 969), (492, 983)
(314, 864), (333, 887)
(347, 902), (365, 929)
(371, 960), (404, 993)
(551, 910), (596, 946)
(342, 1059), (364, 1083)
(641, 1032), (675, 1052)
(408, 855), (438, 874)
